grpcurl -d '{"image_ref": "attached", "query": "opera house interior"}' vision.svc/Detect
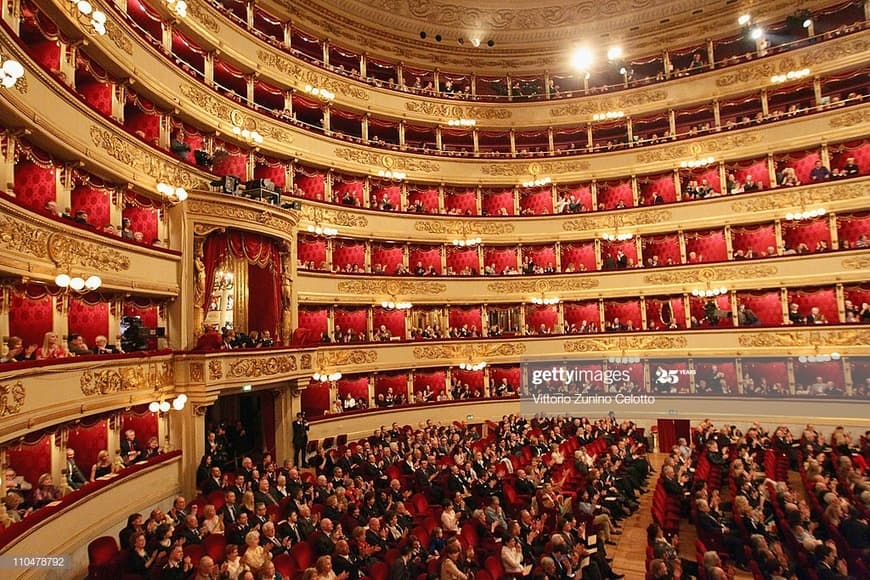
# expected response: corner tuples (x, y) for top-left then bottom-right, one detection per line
(0, 0), (868, 577)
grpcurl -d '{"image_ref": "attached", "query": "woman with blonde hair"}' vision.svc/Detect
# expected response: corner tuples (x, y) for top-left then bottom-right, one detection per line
(241, 530), (269, 572)
(32, 473), (61, 507)
(313, 555), (337, 579)
(219, 544), (248, 580)
(440, 542), (468, 579)
(240, 490), (256, 518)
(201, 504), (224, 535)
(34, 332), (69, 360)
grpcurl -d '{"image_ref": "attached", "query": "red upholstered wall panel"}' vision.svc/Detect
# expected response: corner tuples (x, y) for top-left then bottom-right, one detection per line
(694, 361), (738, 394)
(374, 373), (407, 399)
(645, 296), (686, 330)
(729, 158), (770, 188)
(742, 360), (789, 392)
(125, 108), (161, 145)
(78, 78), (112, 117)
(213, 150), (247, 181)
(731, 224), (777, 257)
(601, 239), (639, 268)
(598, 180), (633, 209)
(523, 245), (556, 269)
(651, 360), (691, 393)
(332, 240), (365, 270)
(483, 247), (519, 273)
(830, 140), (870, 175)
(603, 300), (642, 330)
(638, 173), (676, 204)
(254, 163), (287, 189)
(482, 189), (514, 216)
(333, 178), (364, 206)
(837, 212), (870, 246)
(685, 229), (728, 263)
(490, 366), (520, 388)
(123, 303), (158, 328)
(844, 285), (870, 313)
(787, 287), (839, 325)
(641, 235), (681, 267)
(408, 246), (441, 274)
(120, 405), (159, 446)
(297, 307), (328, 338)
(66, 418), (109, 472)
(333, 308), (367, 335)
(68, 298), (109, 345)
(689, 295), (731, 327)
(301, 381), (330, 417)
(526, 305), (558, 332)
(413, 370), (446, 397)
(371, 244), (404, 273)
(445, 190), (477, 214)
(122, 204), (158, 243)
(6, 434), (51, 493)
(294, 172), (326, 200)
(407, 189), (439, 213)
(446, 247), (479, 274)
(520, 188), (553, 215)
(297, 237), (327, 269)
(14, 161), (57, 212)
(782, 218), (832, 253)
(448, 307), (482, 332)
(372, 308), (405, 338)
(793, 361), (845, 390)
(560, 242), (596, 272)
(558, 184), (593, 212)
(28, 39), (61, 72)
(736, 291), (783, 326)
(451, 369), (484, 391)
(564, 301), (600, 331)
(849, 361), (870, 393)
(371, 184), (401, 210)
(778, 149), (820, 184)
(685, 166), (721, 194)
(9, 291), (53, 349)
(70, 186), (111, 230)
(337, 377), (369, 402)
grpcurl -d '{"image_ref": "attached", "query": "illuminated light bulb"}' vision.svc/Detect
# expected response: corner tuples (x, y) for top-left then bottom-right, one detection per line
(831, 352), (840, 360)
(2, 59), (23, 79)
(149, 401), (160, 413)
(85, 275), (102, 290)
(738, 14), (751, 26)
(175, 188), (188, 201)
(312, 372), (322, 381)
(176, 394), (188, 404)
(92, 10), (106, 24)
(607, 46), (622, 61)
(69, 277), (86, 291)
(172, 397), (185, 410)
(571, 47), (593, 71)
(77, 0), (92, 14)
(159, 401), (171, 413)
(798, 355), (807, 363)
(750, 27), (763, 40)
(55, 274), (71, 287)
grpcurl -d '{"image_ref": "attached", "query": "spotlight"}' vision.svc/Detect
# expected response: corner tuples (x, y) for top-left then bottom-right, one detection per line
(750, 27), (763, 40)
(571, 46), (593, 71)
(435, 34), (442, 42)
(607, 46), (622, 61)
(738, 14), (751, 26)
(419, 31), (427, 39)
(487, 39), (494, 47)
(619, 67), (627, 75)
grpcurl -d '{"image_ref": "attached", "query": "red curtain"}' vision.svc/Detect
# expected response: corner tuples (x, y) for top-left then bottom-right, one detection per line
(6, 433), (52, 493)
(490, 366), (521, 390)
(253, 161), (287, 189)
(642, 235), (681, 267)
(408, 246), (441, 273)
(66, 417), (108, 472)
(77, 77), (112, 117)
(122, 198), (159, 243)
(685, 229), (728, 263)
(645, 296), (685, 330)
(248, 262), (280, 337)
(482, 189), (514, 215)
(407, 189), (439, 213)
(301, 381), (330, 417)
(374, 373), (407, 400)
(782, 218), (832, 253)
(68, 297), (109, 345)
(451, 369), (484, 390)
(523, 245), (556, 268)
(560, 242), (596, 272)
(337, 377), (369, 401)
(639, 173), (676, 204)
(445, 190), (477, 214)
(736, 291), (783, 326)
(372, 308), (405, 338)
(448, 307), (482, 332)
(743, 360), (789, 390)
(371, 243), (404, 273)
(9, 287), (53, 348)
(446, 247), (478, 274)
(564, 301), (600, 331)
(604, 300), (642, 330)
(121, 405), (159, 444)
(519, 188), (553, 215)
(297, 307), (328, 338)
(334, 308), (367, 335)
(123, 300), (159, 328)
(526, 305), (558, 332)
(731, 224), (777, 257)
(332, 240), (365, 270)
(483, 247), (518, 273)
(787, 287), (839, 325)
(413, 371), (446, 397)
(598, 181), (633, 210)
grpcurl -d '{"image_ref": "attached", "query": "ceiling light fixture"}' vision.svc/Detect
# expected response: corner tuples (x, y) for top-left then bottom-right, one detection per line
(771, 68), (810, 83)
(303, 84), (335, 101)
(459, 361), (487, 371)
(601, 232), (633, 242)
(232, 125), (264, 144)
(690, 286), (728, 298)
(452, 237), (481, 247)
(156, 182), (188, 203)
(606, 46), (623, 61)
(312, 371), (342, 382)
(55, 273), (102, 293)
(0, 58), (24, 88)
(785, 207), (826, 221)
(750, 26), (764, 40)
(738, 14), (751, 26)
(592, 111), (624, 121)
(680, 156), (716, 169)
(69, 0), (107, 35)
(380, 300), (412, 310)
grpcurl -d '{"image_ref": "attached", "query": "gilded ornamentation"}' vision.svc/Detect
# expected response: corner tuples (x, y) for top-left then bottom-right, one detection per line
(412, 343), (526, 360)
(336, 279), (447, 295)
(643, 265), (778, 285)
(0, 381), (25, 417)
(316, 349), (377, 367)
(486, 278), (599, 293)
(12, 75), (27, 94)
(90, 126), (203, 190)
(228, 109), (294, 144)
(257, 51), (370, 101)
(828, 109), (870, 129)
(564, 336), (688, 352)
(413, 220), (515, 235)
(842, 257), (870, 271)
(104, 20), (133, 55)
(80, 362), (173, 396)
(738, 330), (870, 348)
(730, 181), (870, 212)
(186, 0), (220, 33)
(187, 199), (297, 235)
(0, 214), (130, 271)
(333, 148), (441, 173)
(714, 59), (796, 88)
(799, 36), (870, 67)
(208, 360), (223, 380)
(300, 353), (313, 370)
(300, 205), (368, 228)
(550, 89), (668, 117)
(480, 159), (590, 176)
(562, 210), (672, 232)
(635, 133), (763, 163)
(182, 85), (234, 123)
(229, 355), (298, 378)
(189, 363), (204, 382)
(403, 101), (511, 120)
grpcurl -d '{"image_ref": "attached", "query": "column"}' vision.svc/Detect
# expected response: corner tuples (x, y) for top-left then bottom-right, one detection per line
(682, 293), (692, 328)
(780, 288), (790, 324)
(246, 75), (255, 105)
(438, 185), (445, 213)
(322, 105), (331, 134)
(483, 366), (491, 398)
(366, 308), (373, 340)
(168, 400), (211, 497)
(162, 22), (173, 56)
(364, 241), (372, 272)
(729, 290), (739, 328)
(435, 127), (443, 151)
(668, 110), (676, 138)
(405, 372), (414, 403)
(774, 219), (784, 254)
(322, 39), (330, 66)
(513, 187), (520, 215)
(1, 0), (20, 32)
(718, 161), (727, 194)
(363, 176), (371, 207)
(472, 128), (479, 156)
(283, 91), (293, 117)
(470, 73), (477, 97)
(688, 360), (696, 393)
(509, 130), (516, 157)
(398, 121), (405, 148)
(557, 302), (565, 334)
(516, 244), (523, 272)
(551, 184), (558, 215)
(767, 154), (777, 188)
(813, 76), (823, 106)
(245, 0), (254, 28)
(590, 181), (599, 211)
(0, 286), (9, 344)
(626, 117), (634, 146)
(663, 51), (672, 79)
(326, 238), (334, 266)
(361, 115), (369, 143)
(359, 54), (367, 78)
(760, 89), (769, 116)
(820, 143), (830, 168)
(111, 83), (126, 123)
(506, 75), (512, 99)
(673, 170), (682, 201)
(586, 124), (593, 150)
(402, 244), (409, 271)
(786, 359), (796, 395)
(444, 369), (452, 400)
(440, 246), (447, 274)
(597, 299), (605, 331)
(836, 284), (846, 323)
(554, 242), (562, 271)
(475, 186), (482, 215)
(630, 176), (639, 206)
(734, 359), (744, 394)
(829, 213), (839, 249)
(543, 71), (550, 98)
(327, 307), (335, 337)
(548, 127), (554, 155)
(706, 40), (715, 69)
(594, 239), (603, 270)
(724, 225), (734, 259)
(204, 52), (215, 87)
(433, 69), (440, 93)
(399, 183), (407, 211)
(712, 100), (721, 130)
(396, 63), (404, 87)
(273, 386), (295, 464)
(477, 245), (484, 274)
(518, 304), (526, 332)
(325, 170), (334, 202)
(283, 22), (292, 48)
(0, 131), (17, 190)
(635, 236), (643, 266)
(367, 376), (375, 409)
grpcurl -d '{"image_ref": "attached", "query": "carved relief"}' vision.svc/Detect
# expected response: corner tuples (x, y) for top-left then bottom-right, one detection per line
(404, 101), (511, 120)
(738, 330), (870, 348)
(317, 349), (377, 367)
(333, 148), (441, 173)
(564, 336), (688, 352)
(336, 279), (447, 295)
(730, 181), (870, 212)
(300, 353), (313, 370)
(0, 381), (25, 417)
(12, 75), (27, 94)
(486, 278), (599, 293)
(186, 0), (221, 33)
(301, 205), (369, 228)
(208, 360), (223, 380)
(562, 210), (672, 232)
(187, 199), (296, 235)
(229, 355), (298, 378)
(190, 363), (204, 382)
(842, 256), (870, 271)
(104, 20), (133, 55)
(413, 220), (515, 235)
(480, 159), (590, 176)
(257, 51), (370, 101)
(635, 133), (763, 163)
(643, 265), (778, 285)
(181, 85), (234, 123)
(828, 109), (870, 129)
(80, 362), (174, 396)
(412, 343), (526, 360)
(550, 89), (668, 117)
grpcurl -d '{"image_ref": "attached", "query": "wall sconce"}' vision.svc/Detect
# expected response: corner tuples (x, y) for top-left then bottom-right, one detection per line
(690, 286), (728, 298)
(452, 237), (481, 247)
(521, 176), (552, 188)
(312, 371), (342, 382)
(156, 182), (188, 203)
(232, 126), (263, 144)
(771, 68), (810, 84)
(0, 58), (24, 88)
(530, 295), (560, 305)
(592, 111), (624, 121)
(785, 207), (825, 221)
(55, 273), (102, 293)
(380, 299), (412, 310)
(447, 119), (476, 127)
(69, 0), (107, 35)
(148, 394), (187, 413)
(459, 361), (487, 371)
(164, 0), (187, 17)
(601, 232), (633, 241)
(303, 84), (335, 101)
(306, 223), (338, 237)
(798, 352), (840, 363)
(680, 156), (715, 169)
(377, 169), (406, 181)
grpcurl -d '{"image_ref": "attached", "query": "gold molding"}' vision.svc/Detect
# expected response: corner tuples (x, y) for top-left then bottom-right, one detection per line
(0, 381), (25, 417)
(333, 148), (441, 173)
(189, 363), (204, 382)
(187, 199), (296, 235)
(480, 159), (590, 176)
(842, 256), (870, 271)
(413, 220), (515, 235)
(104, 20), (133, 55)
(0, 214), (130, 271)
(486, 278), (599, 293)
(316, 349), (378, 367)
(737, 329), (870, 348)
(412, 343), (527, 360)
(635, 132), (763, 164)
(549, 89), (668, 117)
(80, 362), (174, 396)
(828, 109), (870, 129)
(300, 205), (368, 228)
(228, 355), (298, 378)
(208, 360), (223, 380)
(336, 279), (447, 295)
(403, 101), (511, 120)
(643, 264), (778, 285)
(562, 210), (672, 232)
(730, 181), (870, 212)
(186, 0), (221, 34)
(257, 50), (370, 101)
(564, 335), (689, 352)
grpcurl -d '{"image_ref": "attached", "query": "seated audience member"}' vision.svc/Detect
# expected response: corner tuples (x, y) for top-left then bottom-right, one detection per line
(93, 335), (120, 355)
(4, 467), (32, 495)
(64, 448), (88, 490)
(120, 217), (134, 239)
(1, 336), (37, 362)
(780, 167), (800, 186)
(788, 303), (804, 325)
(91, 450), (113, 481)
(843, 156), (859, 176)
(43, 200), (64, 218)
(34, 332), (70, 360)
(73, 210), (90, 226)
(32, 473), (61, 507)
(806, 306), (828, 325)
(809, 159), (831, 182)
(67, 333), (92, 356)
(121, 428), (143, 464)
(736, 303), (760, 326)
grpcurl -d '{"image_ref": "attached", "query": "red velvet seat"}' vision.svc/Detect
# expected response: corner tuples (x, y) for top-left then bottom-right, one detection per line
(202, 533), (227, 564)
(88, 536), (120, 580)
(290, 540), (314, 570)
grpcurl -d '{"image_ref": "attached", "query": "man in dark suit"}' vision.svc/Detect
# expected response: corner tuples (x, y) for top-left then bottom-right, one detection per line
(227, 512), (251, 546)
(120, 429), (142, 464)
(175, 514), (203, 545)
(332, 540), (360, 580)
(220, 491), (239, 526)
(64, 448), (88, 490)
(201, 466), (224, 495)
(292, 413), (309, 466)
(254, 477), (279, 507)
(389, 543), (414, 580)
(814, 544), (850, 580)
(312, 518), (336, 556)
(278, 510), (304, 545)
